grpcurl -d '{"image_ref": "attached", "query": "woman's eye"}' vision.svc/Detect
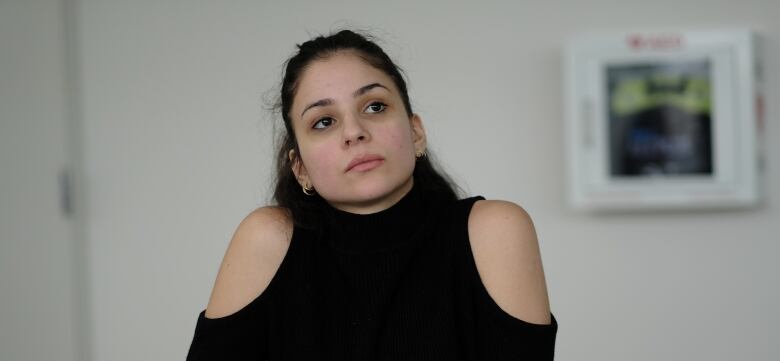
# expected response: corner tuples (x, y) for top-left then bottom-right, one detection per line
(365, 102), (386, 114)
(313, 117), (334, 129)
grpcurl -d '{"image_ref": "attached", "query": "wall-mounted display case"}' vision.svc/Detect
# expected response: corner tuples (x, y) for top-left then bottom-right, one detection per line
(565, 29), (764, 210)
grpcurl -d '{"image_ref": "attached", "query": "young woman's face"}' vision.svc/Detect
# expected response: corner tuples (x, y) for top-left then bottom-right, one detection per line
(289, 51), (426, 214)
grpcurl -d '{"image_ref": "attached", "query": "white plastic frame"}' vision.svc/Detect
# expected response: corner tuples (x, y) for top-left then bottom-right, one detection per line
(564, 29), (764, 211)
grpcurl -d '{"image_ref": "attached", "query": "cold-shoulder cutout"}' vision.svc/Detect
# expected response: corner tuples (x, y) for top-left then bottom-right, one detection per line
(204, 206), (293, 319)
(466, 199), (552, 325)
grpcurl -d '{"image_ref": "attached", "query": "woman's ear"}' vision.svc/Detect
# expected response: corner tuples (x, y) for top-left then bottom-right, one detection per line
(410, 113), (427, 154)
(288, 149), (310, 186)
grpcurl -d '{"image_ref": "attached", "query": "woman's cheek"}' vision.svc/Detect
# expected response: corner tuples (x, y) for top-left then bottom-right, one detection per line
(308, 147), (339, 184)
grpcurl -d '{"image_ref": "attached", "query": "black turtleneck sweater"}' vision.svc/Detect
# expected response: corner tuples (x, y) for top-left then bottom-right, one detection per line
(187, 185), (557, 360)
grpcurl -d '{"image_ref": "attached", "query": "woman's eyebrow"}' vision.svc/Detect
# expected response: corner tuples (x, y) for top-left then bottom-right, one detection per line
(353, 82), (388, 97)
(301, 99), (333, 117)
(300, 83), (389, 117)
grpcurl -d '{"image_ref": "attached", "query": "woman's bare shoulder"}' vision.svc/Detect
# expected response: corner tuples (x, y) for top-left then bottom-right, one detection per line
(204, 206), (293, 319)
(467, 199), (552, 325)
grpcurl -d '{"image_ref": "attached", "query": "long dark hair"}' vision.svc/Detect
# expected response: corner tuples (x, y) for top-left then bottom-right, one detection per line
(272, 29), (461, 228)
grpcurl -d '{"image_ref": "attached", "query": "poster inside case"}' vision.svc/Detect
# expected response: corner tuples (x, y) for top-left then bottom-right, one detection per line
(565, 29), (763, 210)
(606, 60), (713, 177)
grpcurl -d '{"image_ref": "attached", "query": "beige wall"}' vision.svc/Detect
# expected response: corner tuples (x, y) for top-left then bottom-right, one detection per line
(71, 0), (780, 360)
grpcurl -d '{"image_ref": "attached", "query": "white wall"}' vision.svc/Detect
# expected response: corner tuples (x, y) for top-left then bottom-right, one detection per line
(72, 0), (780, 360)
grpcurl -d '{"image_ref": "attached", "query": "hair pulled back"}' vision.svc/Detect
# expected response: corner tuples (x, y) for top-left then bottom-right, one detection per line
(272, 29), (460, 228)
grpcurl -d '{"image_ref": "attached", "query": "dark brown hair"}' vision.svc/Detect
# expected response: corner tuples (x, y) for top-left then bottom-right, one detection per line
(272, 29), (461, 228)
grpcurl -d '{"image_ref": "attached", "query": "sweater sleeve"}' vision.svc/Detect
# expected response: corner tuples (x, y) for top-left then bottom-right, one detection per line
(186, 294), (269, 361)
(473, 284), (558, 359)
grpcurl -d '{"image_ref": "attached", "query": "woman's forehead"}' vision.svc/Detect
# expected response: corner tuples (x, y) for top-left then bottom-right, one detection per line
(294, 53), (398, 107)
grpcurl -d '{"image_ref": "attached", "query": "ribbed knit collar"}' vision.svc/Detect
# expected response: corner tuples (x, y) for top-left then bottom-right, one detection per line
(322, 183), (427, 254)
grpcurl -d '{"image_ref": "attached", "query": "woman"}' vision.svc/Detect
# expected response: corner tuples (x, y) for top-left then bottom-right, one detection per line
(187, 29), (557, 360)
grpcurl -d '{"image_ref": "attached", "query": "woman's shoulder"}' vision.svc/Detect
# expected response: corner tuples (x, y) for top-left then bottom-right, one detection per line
(204, 206), (293, 319)
(466, 199), (552, 325)
(469, 199), (532, 227)
(241, 206), (294, 236)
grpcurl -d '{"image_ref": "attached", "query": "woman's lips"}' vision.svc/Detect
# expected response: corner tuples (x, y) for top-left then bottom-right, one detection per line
(346, 155), (385, 172)
(348, 159), (384, 172)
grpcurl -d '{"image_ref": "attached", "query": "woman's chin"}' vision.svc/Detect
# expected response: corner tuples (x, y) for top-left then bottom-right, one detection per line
(324, 189), (398, 214)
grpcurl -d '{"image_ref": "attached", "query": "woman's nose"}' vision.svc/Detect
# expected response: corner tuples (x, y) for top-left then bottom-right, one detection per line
(342, 114), (369, 146)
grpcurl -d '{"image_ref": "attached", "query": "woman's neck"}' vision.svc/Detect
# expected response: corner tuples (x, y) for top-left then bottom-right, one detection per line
(321, 180), (426, 254)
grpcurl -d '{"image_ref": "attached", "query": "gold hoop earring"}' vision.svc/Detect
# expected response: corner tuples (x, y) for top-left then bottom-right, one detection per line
(302, 184), (315, 196)
(415, 150), (427, 159)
